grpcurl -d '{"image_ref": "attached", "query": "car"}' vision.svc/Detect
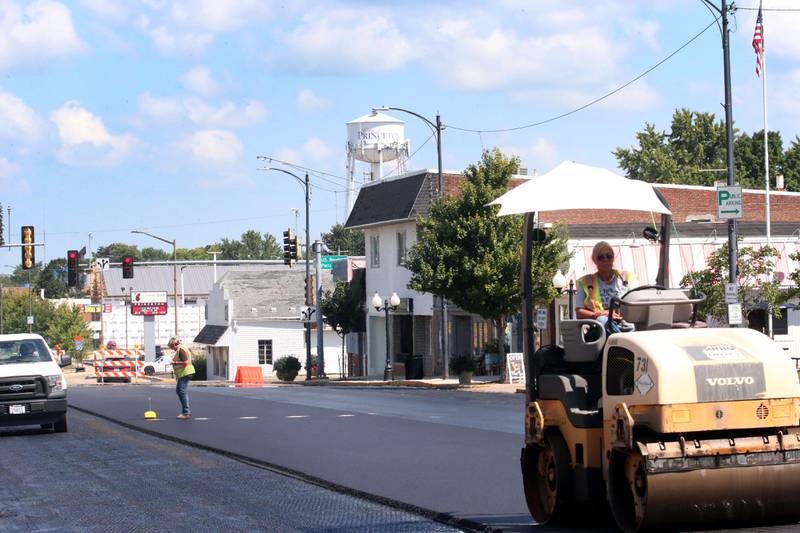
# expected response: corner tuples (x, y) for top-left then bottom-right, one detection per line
(0, 333), (68, 433)
(142, 353), (173, 376)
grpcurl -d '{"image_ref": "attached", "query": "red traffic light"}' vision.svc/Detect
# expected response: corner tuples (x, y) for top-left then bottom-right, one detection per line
(68, 251), (78, 259)
(122, 255), (134, 279)
(123, 256), (132, 264)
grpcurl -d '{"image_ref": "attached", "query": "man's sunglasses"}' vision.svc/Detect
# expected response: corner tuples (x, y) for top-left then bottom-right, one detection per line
(596, 253), (614, 261)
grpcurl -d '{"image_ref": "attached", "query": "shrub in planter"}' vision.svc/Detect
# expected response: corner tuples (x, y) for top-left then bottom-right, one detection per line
(306, 355), (319, 375)
(274, 356), (302, 381)
(449, 355), (477, 375)
(191, 353), (207, 381)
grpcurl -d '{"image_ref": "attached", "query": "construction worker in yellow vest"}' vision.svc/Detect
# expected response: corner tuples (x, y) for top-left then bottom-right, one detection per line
(575, 241), (637, 332)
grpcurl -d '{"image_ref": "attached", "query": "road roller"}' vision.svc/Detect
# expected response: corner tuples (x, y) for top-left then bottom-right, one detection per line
(516, 213), (800, 531)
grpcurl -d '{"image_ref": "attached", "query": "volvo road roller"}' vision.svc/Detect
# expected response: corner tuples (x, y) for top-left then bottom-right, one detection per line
(488, 161), (800, 532)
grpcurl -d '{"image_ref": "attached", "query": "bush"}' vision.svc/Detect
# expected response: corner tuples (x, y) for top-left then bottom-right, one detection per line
(449, 355), (477, 374)
(306, 355), (318, 371)
(274, 356), (302, 381)
(191, 353), (207, 381)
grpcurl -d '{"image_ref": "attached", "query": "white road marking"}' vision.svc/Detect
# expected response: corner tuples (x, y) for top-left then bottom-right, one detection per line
(429, 416), (441, 419)
(239, 416), (258, 420)
(194, 417), (210, 421)
(286, 415), (308, 419)
(367, 412), (378, 415)
(336, 414), (355, 418)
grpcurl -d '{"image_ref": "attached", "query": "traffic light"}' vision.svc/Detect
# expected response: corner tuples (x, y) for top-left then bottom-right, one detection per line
(290, 236), (299, 262)
(283, 229), (293, 266)
(67, 250), (79, 287)
(122, 256), (134, 279)
(21, 226), (34, 269)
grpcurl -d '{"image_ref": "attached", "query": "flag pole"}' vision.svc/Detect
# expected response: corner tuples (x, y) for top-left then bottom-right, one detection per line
(756, 2), (773, 337)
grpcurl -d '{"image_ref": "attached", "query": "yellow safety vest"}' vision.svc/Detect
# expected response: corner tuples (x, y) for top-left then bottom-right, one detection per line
(580, 270), (633, 312)
(173, 346), (195, 379)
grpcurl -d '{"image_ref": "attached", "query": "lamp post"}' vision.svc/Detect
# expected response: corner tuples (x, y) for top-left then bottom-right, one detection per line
(131, 230), (178, 336)
(257, 162), (313, 379)
(552, 269), (576, 319)
(372, 291), (400, 381)
(372, 105), (448, 378)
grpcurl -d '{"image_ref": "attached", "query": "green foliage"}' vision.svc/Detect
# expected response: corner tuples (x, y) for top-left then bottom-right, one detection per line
(407, 149), (571, 331)
(191, 352), (207, 380)
(321, 280), (365, 336)
(45, 304), (92, 360)
(449, 354), (477, 374)
(217, 230), (282, 260)
(274, 355), (302, 381)
(615, 108), (800, 191)
(321, 224), (365, 255)
(680, 241), (787, 321)
(36, 259), (69, 299)
(0, 289), (55, 336)
(95, 243), (142, 261)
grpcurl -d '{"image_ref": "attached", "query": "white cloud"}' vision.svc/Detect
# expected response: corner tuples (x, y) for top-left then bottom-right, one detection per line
(512, 80), (660, 112)
(146, 25), (213, 56)
(273, 8), (415, 74)
(50, 101), (136, 166)
(79, 0), (129, 22)
(138, 93), (267, 128)
(180, 129), (243, 163)
(502, 138), (559, 172)
(0, 89), (43, 143)
(296, 89), (329, 113)
(181, 66), (220, 97)
(169, 0), (272, 33)
(0, 156), (27, 193)
(272, 147), (303, 165)
(0, 0), (86, 70)
(303, 137), (333, 161)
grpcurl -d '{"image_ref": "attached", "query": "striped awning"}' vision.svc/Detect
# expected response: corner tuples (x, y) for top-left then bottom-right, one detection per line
(566, 240), (799, 288)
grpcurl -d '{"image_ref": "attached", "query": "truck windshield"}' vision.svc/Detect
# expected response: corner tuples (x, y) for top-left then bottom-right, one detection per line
(0, 339), (52, 364)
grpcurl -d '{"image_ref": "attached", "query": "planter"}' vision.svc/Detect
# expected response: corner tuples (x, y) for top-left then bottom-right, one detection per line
(458, 371), (473, 385)
(276, 371), (298, 382)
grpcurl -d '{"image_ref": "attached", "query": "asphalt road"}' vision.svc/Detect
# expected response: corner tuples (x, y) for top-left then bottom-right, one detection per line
(0, 410), (461, 533)
(66, 384), (800, 533)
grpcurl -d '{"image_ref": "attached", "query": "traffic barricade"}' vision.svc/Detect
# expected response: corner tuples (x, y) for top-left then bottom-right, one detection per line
(92, 350), (144, 383)
(235, 366), (264, 385)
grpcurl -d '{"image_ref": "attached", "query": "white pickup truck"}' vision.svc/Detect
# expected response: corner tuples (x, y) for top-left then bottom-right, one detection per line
(0, 334), (69, 433)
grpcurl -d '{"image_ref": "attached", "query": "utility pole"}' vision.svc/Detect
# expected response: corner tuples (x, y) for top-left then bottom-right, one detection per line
(721, 0), (738, 291)
(314, 240), (325, 377)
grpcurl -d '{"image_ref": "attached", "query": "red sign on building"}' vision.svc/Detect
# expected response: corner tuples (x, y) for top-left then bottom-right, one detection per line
(130, 291), (168, 316)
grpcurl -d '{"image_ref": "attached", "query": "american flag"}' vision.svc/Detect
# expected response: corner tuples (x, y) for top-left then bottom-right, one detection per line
(752, 4), (764, 77)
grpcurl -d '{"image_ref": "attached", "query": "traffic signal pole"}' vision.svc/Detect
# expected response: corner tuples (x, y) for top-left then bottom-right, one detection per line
(305, 173), (312, 380)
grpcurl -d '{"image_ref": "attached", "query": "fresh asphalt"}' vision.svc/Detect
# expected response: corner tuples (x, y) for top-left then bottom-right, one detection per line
(67, 384), (800, 533)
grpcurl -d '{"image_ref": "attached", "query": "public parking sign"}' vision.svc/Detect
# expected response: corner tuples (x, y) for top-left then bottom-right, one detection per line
(717, 186), (743, 220)
(130, 291), (168, 316)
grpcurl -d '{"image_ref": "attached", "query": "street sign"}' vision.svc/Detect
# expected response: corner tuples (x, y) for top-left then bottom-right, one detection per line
(716, 185), (743, 220)
(95, 257), (110, 271)
(103, 303), (112, 313)
(131, 291), (168, 316)
(536, 308), (548, 329)
(26, 315), (34, 325)
(724, 283), (738, 304)
(82, 304), (103, 313)
(300, 306), (316, 322)
(728, 303), (743, 325)
(320, 255), (347, 270)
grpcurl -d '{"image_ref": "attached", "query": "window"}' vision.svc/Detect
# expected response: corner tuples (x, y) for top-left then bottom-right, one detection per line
(397, 231), (407, 265)
(370, 235), (380, 268)
(258, 340), (273, 365)
(774, 308), (789, 336)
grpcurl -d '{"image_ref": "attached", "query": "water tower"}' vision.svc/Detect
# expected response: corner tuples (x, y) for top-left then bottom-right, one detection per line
(345, 111), (410, 216)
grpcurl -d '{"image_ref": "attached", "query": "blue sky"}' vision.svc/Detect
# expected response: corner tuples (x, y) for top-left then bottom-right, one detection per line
(1, 0), (798, 272)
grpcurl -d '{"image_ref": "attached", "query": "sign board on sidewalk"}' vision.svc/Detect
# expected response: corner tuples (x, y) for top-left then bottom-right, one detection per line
(725, 283), (738, 304)
(131, 291), (168, 316)
(506, 352), (525, 384)
(716, 186), (743, 220)
(728, 303), (743, 325)
(320, 255), (347, 270)
(95, 257), (110, 271)
(535, 308), (548, 329)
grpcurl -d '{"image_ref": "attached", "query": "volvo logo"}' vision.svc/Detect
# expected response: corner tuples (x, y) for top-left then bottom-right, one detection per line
(9, 384), (23, 392)
(705, 376), (755, 386)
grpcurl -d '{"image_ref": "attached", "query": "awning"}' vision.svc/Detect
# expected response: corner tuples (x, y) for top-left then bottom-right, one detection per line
(489, 161), (672, 217)
(567, 241), (799, 289)
(193, 325), (229, 345)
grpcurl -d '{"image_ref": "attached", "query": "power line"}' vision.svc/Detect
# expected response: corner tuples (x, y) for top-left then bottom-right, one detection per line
(445, 17), (719, 134)
(382, 131), (435, 178)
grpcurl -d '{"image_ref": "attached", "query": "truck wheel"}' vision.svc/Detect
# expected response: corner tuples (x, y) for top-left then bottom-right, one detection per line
(521, 432), (573, 524)
(144, 366), (155, 376)
(53, 414), (68, 433)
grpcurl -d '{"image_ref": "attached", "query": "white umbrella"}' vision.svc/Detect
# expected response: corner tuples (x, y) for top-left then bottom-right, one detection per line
(489, 161), (672, 216)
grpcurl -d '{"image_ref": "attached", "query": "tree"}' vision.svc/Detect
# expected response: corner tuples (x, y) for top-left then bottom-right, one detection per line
(141, 246), (170, 261)
(0, 289), (55, 335)
(406, 148), (571, 367)
(734, 129), (784, 190)
(783, 136), (800, 192)
(321, 279), (366, 379)
(215, 230), (281, 260)
(94, 243), (142, 261)
(322, 224), (365, 255)
(46, 303), (92, 360)
(36, 258), (69, 299)
(680, 241), (786, 323)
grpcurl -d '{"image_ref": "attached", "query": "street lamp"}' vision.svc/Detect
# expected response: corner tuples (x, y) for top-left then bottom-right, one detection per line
(256, 162), (313, 380)
(372, 105), (449, 378)
(131, 230), (178, 336)
(372, 291), (400, 381)
(552, 269), (576, 319)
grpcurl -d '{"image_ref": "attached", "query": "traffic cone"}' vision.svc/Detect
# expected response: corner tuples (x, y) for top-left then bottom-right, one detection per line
(144, 397), (157, 419)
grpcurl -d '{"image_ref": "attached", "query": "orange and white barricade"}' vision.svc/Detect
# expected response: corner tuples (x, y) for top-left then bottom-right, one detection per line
(92, 350), (145, 381)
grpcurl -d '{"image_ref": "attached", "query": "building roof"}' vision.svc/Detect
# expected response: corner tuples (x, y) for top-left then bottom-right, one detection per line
(218, 269), (334, 321)
(102, 263), (302, 298)
(567, 221), (800, 241)
(194, 324), (228, 345)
